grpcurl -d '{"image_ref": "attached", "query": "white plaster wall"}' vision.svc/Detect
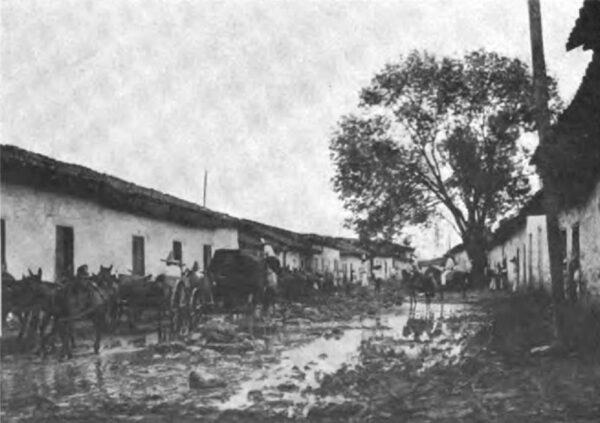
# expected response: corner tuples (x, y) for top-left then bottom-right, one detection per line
(497, 226), (527, 288)
(372, 256), (394, 279)
(283, 250), (302, 270)
(312, 246), (340, 274)
(452, 250), (472, 273)
(486, 215), (550, 291)
(525, 215), (550, 290)
(558, 179), (600, 297)
(340, 255), (365, 283)
(1, 183), (238, 280)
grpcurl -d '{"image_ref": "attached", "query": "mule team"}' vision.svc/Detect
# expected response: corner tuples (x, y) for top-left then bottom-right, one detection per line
(1, 246), (361, 359)
(2, 246), (471, 360)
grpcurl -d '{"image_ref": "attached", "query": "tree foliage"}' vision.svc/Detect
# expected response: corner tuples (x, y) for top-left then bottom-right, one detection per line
(330, 50), (561, 248)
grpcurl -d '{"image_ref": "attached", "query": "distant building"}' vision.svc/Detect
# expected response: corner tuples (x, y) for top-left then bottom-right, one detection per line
(0, 145), (239, 281)
(237, 219), (314, 270)
(487, 191), (549, 290)
(444, 244), (472, 273)
(334, 238), (368, 283)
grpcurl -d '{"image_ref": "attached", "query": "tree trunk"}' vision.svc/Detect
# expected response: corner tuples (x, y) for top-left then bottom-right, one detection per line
(464, 230), (487, 289)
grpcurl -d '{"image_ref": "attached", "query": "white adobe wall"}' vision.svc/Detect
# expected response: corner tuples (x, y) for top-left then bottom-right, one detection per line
(283, 250), (302, 270)
(487, 244), (505, 272)
(0, 182), (238, 281)
(340, 255), (365, 283)
(312, 246), (340, 274)
(486, 215), (550, 291)
(558, 179), (600, 297)
(525, 215), (550, 290)
(372, 256), (394, 279)
(452, 250), (472, 273)
(497, 225), (527, 289)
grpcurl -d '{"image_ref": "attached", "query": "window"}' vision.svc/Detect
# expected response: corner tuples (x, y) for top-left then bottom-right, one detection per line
(132, 235), (145, 276)
(523, 243), (527, 285)
(1, 219), (5, 270)
(173, 241), (182, 262)
(528, 233), (533, 286)
(572, 224), (580, 260)
(203, 245), (212, 271)
(334, 259), (339, 272)
(537, 226), (543, 289)
(56, 226), (74, 280)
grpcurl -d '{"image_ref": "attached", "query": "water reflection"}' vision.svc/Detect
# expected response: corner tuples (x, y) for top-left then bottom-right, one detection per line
(219, 302), (468, 416)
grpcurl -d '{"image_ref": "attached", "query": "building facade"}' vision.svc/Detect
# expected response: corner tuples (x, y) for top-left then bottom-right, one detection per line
(557, 178), (600, 297)
(1, 145), (238, 281)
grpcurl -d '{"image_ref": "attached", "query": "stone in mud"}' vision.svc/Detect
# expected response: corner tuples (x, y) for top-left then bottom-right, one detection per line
(189, 369), (226, 390)
(248, 389), (264, 402)
(151, 342), (188, 355)
(307, 402), (364, 419)
(201, 320), (238, 343)
(277, 382), (299, 392)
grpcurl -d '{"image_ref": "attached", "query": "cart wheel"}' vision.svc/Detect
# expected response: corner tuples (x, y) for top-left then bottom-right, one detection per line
(189, 288), (204, 330)
(171, 283), (190, 337)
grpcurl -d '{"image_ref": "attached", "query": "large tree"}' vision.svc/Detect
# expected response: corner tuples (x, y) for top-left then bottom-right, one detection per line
(330, 50), (561, 283)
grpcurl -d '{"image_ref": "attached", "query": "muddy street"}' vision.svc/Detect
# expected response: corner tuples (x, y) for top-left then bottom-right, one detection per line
(0, 293), (477, 422)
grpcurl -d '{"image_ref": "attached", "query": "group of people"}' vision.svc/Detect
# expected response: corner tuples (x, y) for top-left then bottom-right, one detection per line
(408, 254), (457, 290)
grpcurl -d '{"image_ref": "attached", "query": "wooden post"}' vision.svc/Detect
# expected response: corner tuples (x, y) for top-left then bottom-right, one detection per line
(527, 0), (566, 334)
(203, 170), (208, 207)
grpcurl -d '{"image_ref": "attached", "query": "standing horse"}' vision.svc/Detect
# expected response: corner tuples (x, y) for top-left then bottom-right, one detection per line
(115, 273), (173, 341)
(402, 268), (436, 307)
(42, 265), (116, 358)
(3, 269), (63, 349)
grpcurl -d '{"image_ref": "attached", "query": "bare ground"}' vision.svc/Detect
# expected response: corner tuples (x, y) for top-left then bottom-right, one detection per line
(2, 286), (600, 422)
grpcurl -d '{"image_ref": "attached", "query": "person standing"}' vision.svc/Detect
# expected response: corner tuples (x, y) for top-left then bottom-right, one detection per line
(567, 251), (581, 303)
(441, 255), (455, 289)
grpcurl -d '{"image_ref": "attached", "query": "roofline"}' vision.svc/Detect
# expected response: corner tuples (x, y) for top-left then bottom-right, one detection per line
(1, 144), (238, 229)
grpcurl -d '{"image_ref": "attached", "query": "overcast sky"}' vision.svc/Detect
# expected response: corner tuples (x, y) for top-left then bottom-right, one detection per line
(1, 0), (591, 257)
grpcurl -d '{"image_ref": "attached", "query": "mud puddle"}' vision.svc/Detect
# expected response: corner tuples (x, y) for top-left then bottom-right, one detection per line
(1, 302), (472, 421)
(219, 302), (471, 418)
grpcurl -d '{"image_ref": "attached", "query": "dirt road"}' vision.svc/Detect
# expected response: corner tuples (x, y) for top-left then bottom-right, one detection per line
(1, 291), (480, 422)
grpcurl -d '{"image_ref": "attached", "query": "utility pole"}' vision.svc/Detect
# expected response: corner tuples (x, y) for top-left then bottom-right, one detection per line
(203, 170), (208, 207)
(527, 0), (566, 336)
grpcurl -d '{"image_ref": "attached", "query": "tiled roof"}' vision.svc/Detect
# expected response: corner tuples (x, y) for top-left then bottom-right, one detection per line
(238, 219), (313, 252)
(534, 2), (600, 206)
(1, 144), (237, 228)
(489, 190), (544, 247)
(537, 53), (600, 205)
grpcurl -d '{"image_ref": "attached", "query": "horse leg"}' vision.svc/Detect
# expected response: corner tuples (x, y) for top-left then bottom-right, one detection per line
(157, 308), (163, 343)
(58, 320), (72, 360)
(17, 311), (28, 341)
(36, 312), (52, 356)
(93, 316), (101, 354)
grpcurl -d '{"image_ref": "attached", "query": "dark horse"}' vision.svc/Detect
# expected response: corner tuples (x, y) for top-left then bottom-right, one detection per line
(402, 268), (436, 307)
(41, 265), (117, 358)
(2, 268), (67, 352)
(209, 249), (275, 315)
(424, 266), (470, 299)
(114, 273), (174, 341)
